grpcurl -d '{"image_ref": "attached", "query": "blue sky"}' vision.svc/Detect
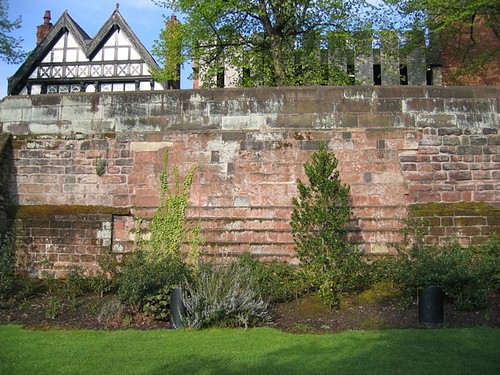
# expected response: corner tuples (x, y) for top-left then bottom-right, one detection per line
(0, 0), (192, 98)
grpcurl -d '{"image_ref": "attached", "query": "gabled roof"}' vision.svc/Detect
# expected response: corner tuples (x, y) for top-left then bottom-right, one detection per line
(8, 9), (159, 95)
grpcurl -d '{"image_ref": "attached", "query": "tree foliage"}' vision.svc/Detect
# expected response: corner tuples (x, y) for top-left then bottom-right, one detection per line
(153, 0), (377, 87)
(0, 0), (25, 64)
(291, 143), (367, 306)
(381, 0), (500, 81)
(291, 143), (352, 266)
(383, 0), (499, 39)
(151, 16), (184, 83)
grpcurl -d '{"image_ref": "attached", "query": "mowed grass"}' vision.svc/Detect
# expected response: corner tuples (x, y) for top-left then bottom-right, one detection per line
(1, 325), (499, 375)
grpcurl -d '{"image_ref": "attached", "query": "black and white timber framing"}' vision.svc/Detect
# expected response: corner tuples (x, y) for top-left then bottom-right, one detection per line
(8, 8), (165, 95)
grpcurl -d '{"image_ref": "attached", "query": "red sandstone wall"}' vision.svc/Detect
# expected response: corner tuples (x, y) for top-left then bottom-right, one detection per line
(1, 86), (498, 276)
(13, 207), (124, 278)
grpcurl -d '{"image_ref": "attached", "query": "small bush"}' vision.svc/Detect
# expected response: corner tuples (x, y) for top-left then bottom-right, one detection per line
(65, 267), (88, 297)
(237, 254), (308, 303)
(45, 296), (61, 319)
(88, 255), (117, 298)
(117, 251), (189, 312)
(98, 297), (125, 327)
(181, 261), (271, 329)
(395, 238), (499, 310)
(143, 289), (171, 321)
(365, 255), (400, 285)
(88, 270), (115, 298)
(477, 234), (500, 291)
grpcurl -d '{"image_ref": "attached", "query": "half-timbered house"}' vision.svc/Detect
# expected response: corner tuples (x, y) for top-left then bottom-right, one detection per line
(7, 6), (167, 96)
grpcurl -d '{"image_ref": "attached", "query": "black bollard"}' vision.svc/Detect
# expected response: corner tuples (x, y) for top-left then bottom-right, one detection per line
(418, 286), (444, 328)
(169, 288), (186, 329)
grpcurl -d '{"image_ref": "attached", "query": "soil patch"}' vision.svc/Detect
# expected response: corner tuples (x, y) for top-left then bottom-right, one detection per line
(271, 292), (500, 334)
(1, 288), (499, 333)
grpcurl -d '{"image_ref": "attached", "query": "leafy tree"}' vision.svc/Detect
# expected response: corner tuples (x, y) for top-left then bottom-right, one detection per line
(0, 0), (25, 64)
(382, 0), (500, 83)
(153, 0), (377, 87)
(291, 143), (367, 306)
(383, 0), (499, 39)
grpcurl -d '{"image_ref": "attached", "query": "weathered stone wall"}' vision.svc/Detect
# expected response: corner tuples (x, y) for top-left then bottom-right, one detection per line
(0, 133), (11, 236)
(0, 86), (498, 276)
(13, 206), (128, 278)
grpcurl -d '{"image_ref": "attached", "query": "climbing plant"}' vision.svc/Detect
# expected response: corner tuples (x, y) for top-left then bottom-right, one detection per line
(117, 152), (200, 314)
(146, 151), (201, 267)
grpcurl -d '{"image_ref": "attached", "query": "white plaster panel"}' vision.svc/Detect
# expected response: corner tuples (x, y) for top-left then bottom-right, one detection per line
(117, 47), (129, 60)
(130, 48), (140, 60)
(104, 31), (118, 47)
(66, 33), (79, 48)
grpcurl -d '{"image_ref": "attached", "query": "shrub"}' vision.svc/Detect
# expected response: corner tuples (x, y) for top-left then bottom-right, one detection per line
(64, 266), (89, 309)
(88, 269), (115, 298)
(476, 234), (500, 291)
(0, 231), (17, 300)
(237, 254), (308, 303)
(45, 296), (61, 319)
(290, 143), (368, 306)
(181, 261), (271, 329)
(88, 253), (117, 298)
(65, 266), (89, 293)
(395, 237), (499, 310)
(142, 289), (171, 321)
(365, 255), (400, 285)
(98, 297), (125, 327)
(117, 250), (190, 312)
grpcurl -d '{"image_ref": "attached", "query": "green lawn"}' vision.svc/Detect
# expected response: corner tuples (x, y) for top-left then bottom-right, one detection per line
(1, 325), (499, 374)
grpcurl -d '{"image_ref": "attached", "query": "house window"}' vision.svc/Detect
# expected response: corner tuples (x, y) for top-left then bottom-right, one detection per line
(47, 85), (58, 94)
(373, 64), (381, 85)
(113, 83), (124, 91)
(85, 83), (96, 93)
(101, 83), (112, 92)
(70, 84), (81, 93)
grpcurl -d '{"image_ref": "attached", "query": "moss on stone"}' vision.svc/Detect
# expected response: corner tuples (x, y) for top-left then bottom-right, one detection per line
(410, 202), (499, 217)
(10, 205), (130, 219)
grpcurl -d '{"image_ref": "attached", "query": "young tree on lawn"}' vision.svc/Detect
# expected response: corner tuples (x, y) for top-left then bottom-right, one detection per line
(291, 143), (366, 306)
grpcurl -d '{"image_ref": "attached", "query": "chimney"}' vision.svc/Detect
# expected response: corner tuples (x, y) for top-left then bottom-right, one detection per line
(36, 10), (53, 45)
